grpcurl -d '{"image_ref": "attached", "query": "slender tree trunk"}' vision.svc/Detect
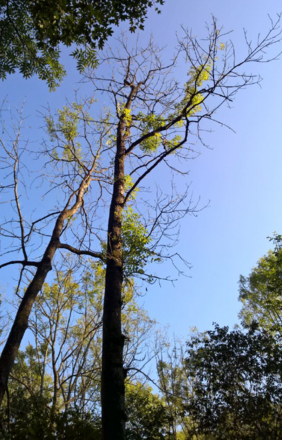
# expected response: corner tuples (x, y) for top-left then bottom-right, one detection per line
(0, 253), (54, 405)
(0, 175), (91, 409)
(102, 120), (126, 440)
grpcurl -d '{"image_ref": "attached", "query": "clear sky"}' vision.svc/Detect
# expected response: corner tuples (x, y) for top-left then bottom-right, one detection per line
(1, 0), (282, 341)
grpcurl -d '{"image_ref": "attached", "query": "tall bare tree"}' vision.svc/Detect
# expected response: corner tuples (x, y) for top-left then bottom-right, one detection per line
(88, 18), (281, 439)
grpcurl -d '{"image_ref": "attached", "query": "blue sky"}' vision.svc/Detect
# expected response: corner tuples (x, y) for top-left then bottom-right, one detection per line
(140, 0), (282, 336)
(1, 0), (282, 341)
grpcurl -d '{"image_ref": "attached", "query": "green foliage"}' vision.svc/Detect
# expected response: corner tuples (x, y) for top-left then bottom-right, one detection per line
(125, 381), (169, 439)
(0, 0), (66, 89)
(70, 47), (98, 73)
(137, 113), (166, 152)
(135, 61), (211, 155)
(0, 395), (102, 439)
(124, 175), (139, 200)
(185, 323), (282, 440)
(11, 345), (52, 397)
(0, 0), (164, 88)
(57, 106), (80, 143)
(46, 103), (87, 162)
(157, 341), (196, 439)
(173, 62), (211, 118)
(122, 206), (153, 276)
(117, 102), (133, 126)
(239, 234), (282, 331)
(0, 261), (157, 438)
(136, 113), (184, 154)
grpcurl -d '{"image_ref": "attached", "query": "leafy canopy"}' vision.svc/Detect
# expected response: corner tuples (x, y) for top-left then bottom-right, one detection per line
(185, 323), (282, 440)
(239, 234), (282, 331)
(0, 0), (164, 89)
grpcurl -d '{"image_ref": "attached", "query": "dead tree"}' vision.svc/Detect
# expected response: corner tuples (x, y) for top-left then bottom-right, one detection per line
(84, 17), (281, 439)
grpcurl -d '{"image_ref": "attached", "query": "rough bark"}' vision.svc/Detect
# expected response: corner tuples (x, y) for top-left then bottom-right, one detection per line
(0, 243), (56, 406)
(102, 118), (126, 440)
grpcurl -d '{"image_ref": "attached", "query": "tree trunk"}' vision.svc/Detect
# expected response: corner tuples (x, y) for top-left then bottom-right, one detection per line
(0, 176), (91, 409)
(102, 120), (126, 440)
(0, 256), (53, 406)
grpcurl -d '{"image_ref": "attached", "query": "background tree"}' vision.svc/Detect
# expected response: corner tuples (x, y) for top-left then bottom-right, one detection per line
(0, 102), (106, 406)
(185, 323), (282, 440)
(239, 234), (282, 331)
(157, 340), (194, 439)
(0, 0), (164, 89)
(125, 381), (169, 440)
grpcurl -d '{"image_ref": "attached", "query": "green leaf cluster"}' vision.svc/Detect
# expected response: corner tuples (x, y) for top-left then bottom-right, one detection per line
(46, 103), (85, 161)
(0, 0), (66, 90)
(137, 113), (166, 153)
(174, 62), (211, 118)
(125, 381), (169, 439)
(0, 0), (164, 88)
(71, 47), (98, 73)
(239, 235), (282, 331)
(121, 206), (152, 276)
(135, 63), (211, 155)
